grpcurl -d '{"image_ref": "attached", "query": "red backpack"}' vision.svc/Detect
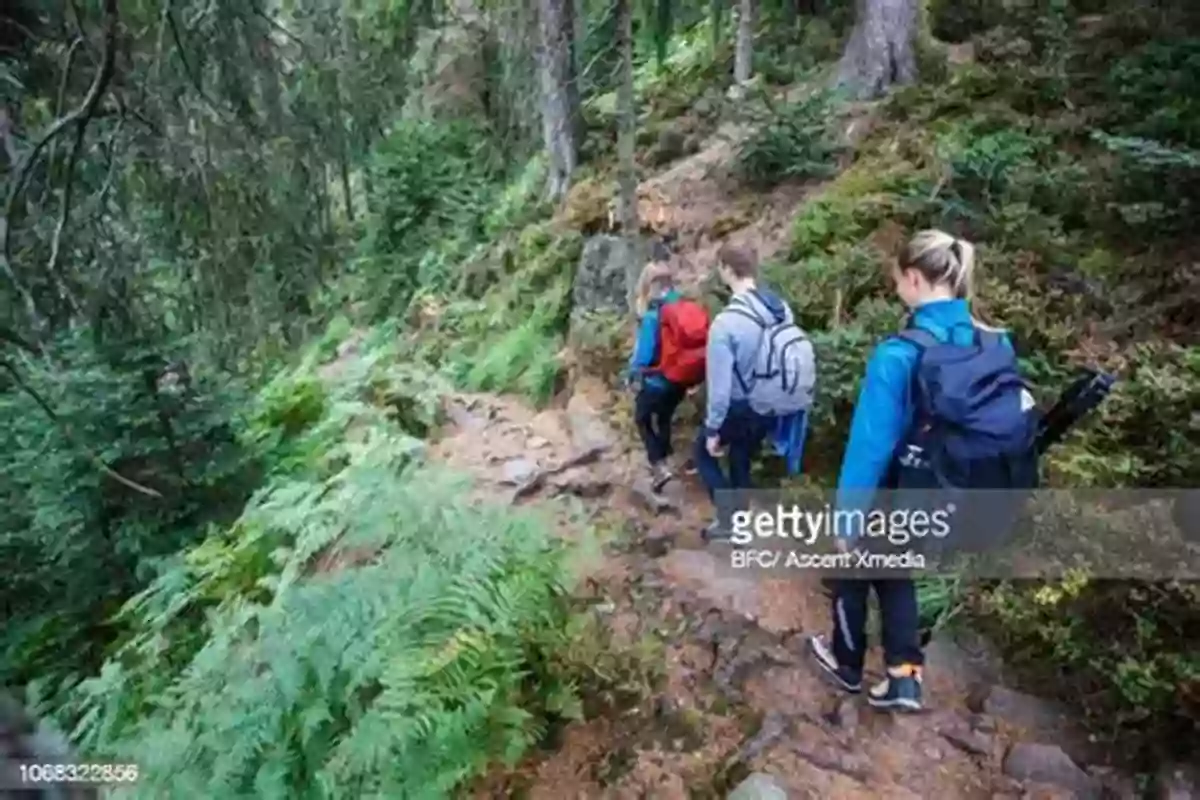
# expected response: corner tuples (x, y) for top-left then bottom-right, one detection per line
(655, 299), (710, 387)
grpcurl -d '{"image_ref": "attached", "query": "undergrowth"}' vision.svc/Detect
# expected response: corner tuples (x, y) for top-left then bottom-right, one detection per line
(47, 327), (619, 798)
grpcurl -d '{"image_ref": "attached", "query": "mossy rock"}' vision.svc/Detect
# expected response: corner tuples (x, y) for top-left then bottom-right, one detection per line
(561, 178), (613, 235)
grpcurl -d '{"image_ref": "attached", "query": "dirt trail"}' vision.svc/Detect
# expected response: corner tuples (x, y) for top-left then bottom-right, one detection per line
(631, 118), (818, 293)
(433, 387), (1119, 800)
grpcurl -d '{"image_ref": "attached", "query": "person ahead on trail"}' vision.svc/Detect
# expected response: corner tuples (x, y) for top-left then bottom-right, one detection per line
(697, 243), (814, 541)
(626, 261), (710, 491)
(808, 230), (1039, 713)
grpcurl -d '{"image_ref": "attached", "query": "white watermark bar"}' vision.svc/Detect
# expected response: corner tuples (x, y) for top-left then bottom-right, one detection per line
(700, 488), (1200, 580)
(0, 760), (140, 791)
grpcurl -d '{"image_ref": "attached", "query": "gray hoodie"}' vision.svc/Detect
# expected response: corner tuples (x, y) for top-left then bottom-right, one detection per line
(704, 287), (794, 436)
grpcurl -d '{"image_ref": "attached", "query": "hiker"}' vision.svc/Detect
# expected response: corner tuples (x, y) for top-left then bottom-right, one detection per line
(625, 260), (710, 491)
(696, 243), (814, 541)
(808, 229), (1039, 712)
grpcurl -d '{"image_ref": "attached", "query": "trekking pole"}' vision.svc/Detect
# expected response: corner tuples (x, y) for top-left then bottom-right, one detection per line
(1034, 368), (1117, 456)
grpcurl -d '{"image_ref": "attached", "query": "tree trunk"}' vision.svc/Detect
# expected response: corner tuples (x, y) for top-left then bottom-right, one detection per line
(835, 0), (918, 100)
(538, 0), (579, 202)
(733, 0), (754, 85)
(615, 0), (639, 307)
(711, 0), (724, 55)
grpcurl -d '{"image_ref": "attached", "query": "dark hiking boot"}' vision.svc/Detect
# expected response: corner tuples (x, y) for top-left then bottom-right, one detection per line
(701, 520), (734, 543)
(807, 634), (863, 693)
(867, 665), (923, 712)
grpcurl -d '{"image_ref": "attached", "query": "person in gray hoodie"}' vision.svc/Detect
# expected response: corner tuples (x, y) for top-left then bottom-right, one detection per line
(697, 243), (810, 540)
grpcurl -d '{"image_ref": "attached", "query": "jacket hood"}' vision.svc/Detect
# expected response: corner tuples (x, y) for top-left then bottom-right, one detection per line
(735, 287), (791, 324)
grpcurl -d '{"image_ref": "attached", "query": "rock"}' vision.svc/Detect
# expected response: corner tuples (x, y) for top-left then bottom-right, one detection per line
(925, 630), (1004, 687)
(733, 711), (790, 765)
(1155, 762), (1200, 800)
(647, 127), (688, 167)
(693, 96), (715, 117)
(526, 436), (550, 449)
(823, 697), (859, 732)
(727, 772), (788, 800)
(571, 234), (652, 318)
(1002, 743), (1100, 799)
(549, 467), (611, 499)
(631, 478), (678, 514)
(939, 724), (993, 757)
(565, 394), (618, 452)
(970, 713), (999, 733)
(644, 528), (675, 558)
(968, 685), (1074, 740)
(499, 458), (539, 485)
(1021, 782), (1080, 800)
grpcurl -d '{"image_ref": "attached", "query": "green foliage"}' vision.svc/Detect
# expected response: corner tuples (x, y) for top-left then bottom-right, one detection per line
(736, 89), (845, 189)
(357, 120), (505, 318)
(58, 331), (604, 798)
(975, 577), (1200, 751)
(413, 221), (583, 406)
(0, 332), (255, 696)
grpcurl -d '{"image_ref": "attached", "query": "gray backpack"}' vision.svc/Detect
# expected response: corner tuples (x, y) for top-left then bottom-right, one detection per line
(727, 291), (816, 416)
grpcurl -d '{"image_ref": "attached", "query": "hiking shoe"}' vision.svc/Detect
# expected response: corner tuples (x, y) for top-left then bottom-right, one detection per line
(868, 665), (923, 712)
(807, 634), (862, 694)
(701, 520), (734, 543)
(649, 462), (674, 492)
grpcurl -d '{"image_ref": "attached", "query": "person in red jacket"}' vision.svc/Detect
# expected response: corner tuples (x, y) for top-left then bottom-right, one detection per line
(626, 261), (710, 491)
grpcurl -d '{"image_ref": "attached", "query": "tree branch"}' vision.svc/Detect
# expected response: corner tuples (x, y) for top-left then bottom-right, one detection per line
(0, 0), (120, 335)
(43, 36), (85, 200)
(46, 4), (118, 310)
(0, 359), (162, 498)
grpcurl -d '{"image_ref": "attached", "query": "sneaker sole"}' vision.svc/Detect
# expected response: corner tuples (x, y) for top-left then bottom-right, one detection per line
(867, 696), (922, 712)
(807, 639), (862, 694)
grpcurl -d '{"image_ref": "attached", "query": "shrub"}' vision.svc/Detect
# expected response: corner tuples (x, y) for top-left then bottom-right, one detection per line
(736, 89), (845, 189)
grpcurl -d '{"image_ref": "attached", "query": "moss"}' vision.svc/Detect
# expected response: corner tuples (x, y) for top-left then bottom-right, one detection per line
(560, 177), (613, 235)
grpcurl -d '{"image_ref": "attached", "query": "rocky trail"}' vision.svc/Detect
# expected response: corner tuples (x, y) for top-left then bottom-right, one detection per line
(426, 98), (1157, 798)
(432, 385), (1137, 800)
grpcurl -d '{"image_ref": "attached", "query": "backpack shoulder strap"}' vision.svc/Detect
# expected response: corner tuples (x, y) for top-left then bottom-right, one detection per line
(975, 327), (1004, 349)
(891, 327), (939, 351)
(724, 296), (767, 328)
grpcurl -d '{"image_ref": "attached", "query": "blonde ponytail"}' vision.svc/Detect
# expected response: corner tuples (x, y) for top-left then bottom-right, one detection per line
(899, 229), (976, 301)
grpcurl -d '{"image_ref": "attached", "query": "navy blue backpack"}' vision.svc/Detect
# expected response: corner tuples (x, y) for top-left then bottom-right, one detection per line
(885, 323), (1041, 555)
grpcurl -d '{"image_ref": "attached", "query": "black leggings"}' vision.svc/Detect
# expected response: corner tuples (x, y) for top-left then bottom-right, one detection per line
(634, 383), (686, 465)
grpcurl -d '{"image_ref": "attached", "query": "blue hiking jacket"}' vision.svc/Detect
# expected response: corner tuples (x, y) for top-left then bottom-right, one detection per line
(627, 289), (682, 392)
(835, 298), (1013, 537)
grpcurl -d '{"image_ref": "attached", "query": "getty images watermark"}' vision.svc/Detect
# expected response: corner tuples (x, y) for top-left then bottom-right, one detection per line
(725, 503), (958, 573)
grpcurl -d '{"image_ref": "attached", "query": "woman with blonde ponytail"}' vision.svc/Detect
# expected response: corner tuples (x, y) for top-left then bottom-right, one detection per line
(808, 229), (1031, 715)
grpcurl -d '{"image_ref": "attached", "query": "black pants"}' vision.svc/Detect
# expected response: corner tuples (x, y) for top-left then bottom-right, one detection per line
(693, 401), (770, 528)
(635, 382), (686, 465)
(828, 577), (924, 671)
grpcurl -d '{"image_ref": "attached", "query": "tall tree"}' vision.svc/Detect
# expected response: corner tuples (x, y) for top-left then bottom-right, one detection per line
(615, 0), (640, 307)
(733, 0), (754, 86)
(538, 0), (580, 202)
(835, 0), (919, 99)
